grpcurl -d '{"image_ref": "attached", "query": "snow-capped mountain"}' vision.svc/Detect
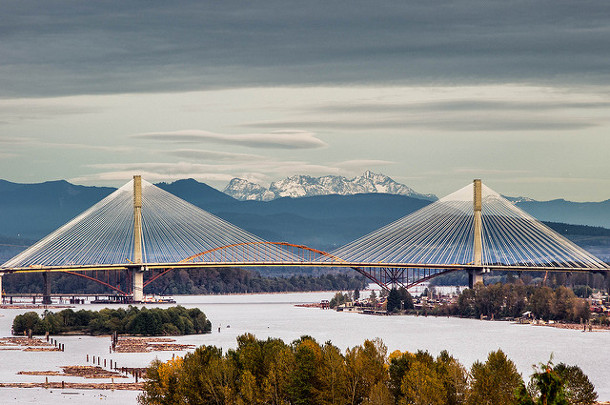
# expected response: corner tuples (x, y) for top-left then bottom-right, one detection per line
(223, 171), (437, 201)
(223, 178), (276, 201)
(503, 195), (537, 203)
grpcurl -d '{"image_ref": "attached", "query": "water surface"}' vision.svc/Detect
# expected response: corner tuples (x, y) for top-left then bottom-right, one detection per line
(0, 291), (608, 403)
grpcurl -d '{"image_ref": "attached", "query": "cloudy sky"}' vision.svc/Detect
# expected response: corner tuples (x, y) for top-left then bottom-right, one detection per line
(1, 1), (609, 201)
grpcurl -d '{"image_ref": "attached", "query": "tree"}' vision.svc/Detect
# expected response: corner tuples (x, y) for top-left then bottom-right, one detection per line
(401, 360), (445, 405)
(554, 363), (597, 405)
(389, 350), (414, 401)
(180, 345), (236, 404)
(387, 288), (401, 312)
(457, 288), (477, 317)
(519, 359), (568, 405)
(369, 290), (378, 306)
(318, 342), (349, 404)
(329, 292), (350, 309)
(345, 339), (388, 404)
(468, 349), (523, 405)
(530, 287), (555, 320)
(139, 357), (184, 405)
(12, 312), (42, 335)
(436, 350), (468, 405)
(553, 287), (576, 321)
(290, 337), (322, 404)
(353, 287), (360, 300)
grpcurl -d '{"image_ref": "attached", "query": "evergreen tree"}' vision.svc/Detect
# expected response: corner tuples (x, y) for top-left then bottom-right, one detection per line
(387, 288), (401, 312)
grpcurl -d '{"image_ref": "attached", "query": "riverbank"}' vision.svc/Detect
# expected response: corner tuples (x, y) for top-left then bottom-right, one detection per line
(313, 304), (610, 332)
(0, 382), (143, 390)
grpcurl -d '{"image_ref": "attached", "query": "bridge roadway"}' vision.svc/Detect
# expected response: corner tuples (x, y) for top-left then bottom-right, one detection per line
(2, 261), (607, 275)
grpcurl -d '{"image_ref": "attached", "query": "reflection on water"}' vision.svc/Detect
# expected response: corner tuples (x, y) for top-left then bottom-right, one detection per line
(0, 291), (608, 403)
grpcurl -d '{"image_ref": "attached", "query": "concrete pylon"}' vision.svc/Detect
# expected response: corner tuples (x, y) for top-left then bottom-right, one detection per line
(42, 271), (52, 305)
(469, 179), (485, 288)
(133, 175), (144, 303)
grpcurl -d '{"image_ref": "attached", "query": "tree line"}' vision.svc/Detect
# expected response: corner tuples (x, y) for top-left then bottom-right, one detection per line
(447, 283), (591, 322)
(139, 334), (597, 405)
(3, 268), (367, 295)
(12, 306), (211, 336)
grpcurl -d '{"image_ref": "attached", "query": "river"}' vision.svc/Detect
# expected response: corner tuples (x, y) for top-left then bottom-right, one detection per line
(0, 291), (608, 403)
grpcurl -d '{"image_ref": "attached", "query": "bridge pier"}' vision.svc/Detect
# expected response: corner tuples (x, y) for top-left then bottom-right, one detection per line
(468, 269), (484, 289)
(133, 268), (144, 303)
(42, 271), (52, 305)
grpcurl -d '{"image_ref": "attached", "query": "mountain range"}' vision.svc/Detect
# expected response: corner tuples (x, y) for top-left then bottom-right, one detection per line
(223, 171), (437, 201)
(1, 176), (609, 263)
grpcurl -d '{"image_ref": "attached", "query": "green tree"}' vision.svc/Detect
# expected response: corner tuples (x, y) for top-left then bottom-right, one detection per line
(387, 288), (401, 313)
(457, 288), (477, 317)
(529, 287), (555, 320)
(179, 345), (236, 404)
(388, 350), (414, 401)
(12, 311), (41, 334)
(436, 350), (468, 405)
(521, 359), (568, 405)
(329, 292), (350, 309)
(290, 337), (322, 405)
(553, 287), (576, 321)
(468, 349), (523, 405)
(554, 363), (597, 405)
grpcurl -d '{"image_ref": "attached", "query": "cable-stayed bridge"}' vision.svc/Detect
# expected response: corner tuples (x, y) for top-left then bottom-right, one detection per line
(1, 176), (608, 302)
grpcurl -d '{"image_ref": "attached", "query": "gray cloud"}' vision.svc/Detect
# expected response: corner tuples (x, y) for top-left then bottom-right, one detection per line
(243, 117), (596, 132)
(0, 136), (31, 144)
(310, 100), (610, 114)
(334, 159), (395, 168)
(133, 129), (327, 149)
(2, 1), (609, 97)
(41, 142), (133, 153)
(0, 102), (101, 123)
(167, 149), (265, 162)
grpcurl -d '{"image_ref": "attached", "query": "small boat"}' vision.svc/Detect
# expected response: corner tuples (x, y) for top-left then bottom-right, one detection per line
(142, 295), (176, 304)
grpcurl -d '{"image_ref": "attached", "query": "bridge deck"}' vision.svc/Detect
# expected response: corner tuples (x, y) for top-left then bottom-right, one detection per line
(2, 261), (607, 274)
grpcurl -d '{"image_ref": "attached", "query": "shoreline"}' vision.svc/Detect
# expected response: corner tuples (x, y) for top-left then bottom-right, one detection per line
(314, 305), (610, 331)
(0, 382), (143, 391)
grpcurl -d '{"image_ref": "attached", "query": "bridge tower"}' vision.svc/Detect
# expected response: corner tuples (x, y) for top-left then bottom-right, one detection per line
(133, 175), (144, 302)
(468, 179), (485, 288)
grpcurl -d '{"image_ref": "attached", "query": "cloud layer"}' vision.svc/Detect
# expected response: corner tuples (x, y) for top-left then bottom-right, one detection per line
(133, 129), (327, 149)
(2, 1), (609, 97)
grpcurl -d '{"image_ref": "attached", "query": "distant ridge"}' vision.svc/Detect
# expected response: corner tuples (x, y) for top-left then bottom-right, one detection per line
(223, 170), (437, 201)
